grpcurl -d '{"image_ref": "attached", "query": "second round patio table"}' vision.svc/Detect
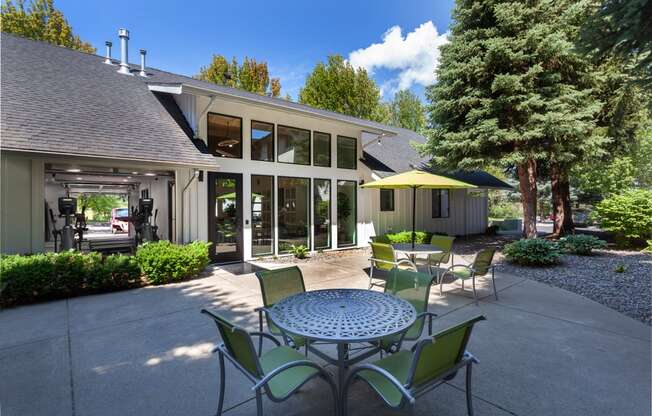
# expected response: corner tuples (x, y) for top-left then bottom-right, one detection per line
(267, 288), (417, 390)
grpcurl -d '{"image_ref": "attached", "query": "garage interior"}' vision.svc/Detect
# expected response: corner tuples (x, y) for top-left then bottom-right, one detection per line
(44, 163), (175, 253)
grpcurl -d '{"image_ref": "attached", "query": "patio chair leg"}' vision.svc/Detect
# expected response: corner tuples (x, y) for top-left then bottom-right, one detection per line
(466, 363), (474, 416)
(368, 267), (374, 289)
(461, 279), (465, 290)
(472, 277), (478, 306)
(255, 389), (263, 416)
(439, 275), (444, 296)
(257, 310), (264, 357)
(216, 351), (226, 416)
(491, 269), (498, 301)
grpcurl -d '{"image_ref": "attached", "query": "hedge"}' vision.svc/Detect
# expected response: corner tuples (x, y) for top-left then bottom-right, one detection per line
(374, 230), (434, 244)
(0, 241), (211, 307)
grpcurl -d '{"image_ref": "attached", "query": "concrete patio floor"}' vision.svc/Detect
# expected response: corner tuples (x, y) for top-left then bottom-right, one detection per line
(0, 254), (650, 416)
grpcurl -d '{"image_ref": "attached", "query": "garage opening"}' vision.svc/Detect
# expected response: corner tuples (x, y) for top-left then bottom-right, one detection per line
(44, 164), (175, 254)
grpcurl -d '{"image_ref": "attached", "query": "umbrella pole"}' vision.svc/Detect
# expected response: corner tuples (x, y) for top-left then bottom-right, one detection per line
(412, 186), (416, 249)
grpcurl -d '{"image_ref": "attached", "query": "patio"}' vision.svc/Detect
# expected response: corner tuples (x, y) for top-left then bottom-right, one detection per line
(0, 254), (650, 416)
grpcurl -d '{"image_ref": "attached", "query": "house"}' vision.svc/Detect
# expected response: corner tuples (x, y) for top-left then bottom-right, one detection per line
(0, 31), (510, 262)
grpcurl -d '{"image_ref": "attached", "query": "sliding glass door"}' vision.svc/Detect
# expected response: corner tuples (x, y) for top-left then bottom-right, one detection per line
(313, 179), (331, 250)
(251, 175), (274, 256)
(337, 180), (357, 247)
(278, 177), (310, 253)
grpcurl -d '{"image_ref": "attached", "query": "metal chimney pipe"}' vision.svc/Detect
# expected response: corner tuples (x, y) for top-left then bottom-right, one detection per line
(117, 28), (133, 75)
(139, 49), (147, 77)
(103, 41), (113, 65)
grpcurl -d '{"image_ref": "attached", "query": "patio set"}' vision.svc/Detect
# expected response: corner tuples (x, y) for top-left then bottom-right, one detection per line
(201, 238), (499, 416)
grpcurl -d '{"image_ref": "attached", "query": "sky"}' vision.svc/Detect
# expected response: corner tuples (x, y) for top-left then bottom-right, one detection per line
(57, 0), (455, 101)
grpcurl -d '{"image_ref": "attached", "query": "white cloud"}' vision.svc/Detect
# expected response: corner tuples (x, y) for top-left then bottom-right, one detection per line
(348, 21), (448, 93)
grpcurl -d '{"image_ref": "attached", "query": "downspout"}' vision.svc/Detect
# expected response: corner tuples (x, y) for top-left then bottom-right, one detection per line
(181, 169), (200, 243)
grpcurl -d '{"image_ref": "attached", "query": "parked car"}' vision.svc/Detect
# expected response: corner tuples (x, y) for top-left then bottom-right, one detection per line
(111, 208), (130, 234)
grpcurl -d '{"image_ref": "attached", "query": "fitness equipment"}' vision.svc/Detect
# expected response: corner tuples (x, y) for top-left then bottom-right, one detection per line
(74, 205), (88, 250)
(49, 208), (62, 252)
(130, 198), (159, 244)
(58, 197), (77, 251)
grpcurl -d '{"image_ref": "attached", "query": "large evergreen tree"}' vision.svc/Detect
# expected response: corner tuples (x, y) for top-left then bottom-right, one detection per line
(197, 55), (281, 97)
(1, 0), (95, 53)
(299, 55), (382, 121)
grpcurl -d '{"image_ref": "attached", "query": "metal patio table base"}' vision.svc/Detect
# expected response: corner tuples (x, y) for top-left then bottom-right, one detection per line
(267, 288), (417, 393)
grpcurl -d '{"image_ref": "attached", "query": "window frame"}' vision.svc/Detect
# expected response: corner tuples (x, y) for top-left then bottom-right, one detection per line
(336, 179), (358, 248)
(277, 124), (311, 166)
(313, 177), (332, 250)
(207, 112), (244, 159)
(251, 174), (275, 257)
(379, 188), (395, 212)
(337, 135), (357, 170)
(313, 131), (332, 167)
(250, 120), (275, 162)
(277, 175), (311, 253)
(431, 189), (450, 218)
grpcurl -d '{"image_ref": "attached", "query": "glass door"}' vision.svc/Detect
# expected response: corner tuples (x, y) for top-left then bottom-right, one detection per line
(337, 180), (357, 247)
(208, 172), (243, 263)
(313, 179), (331, 249)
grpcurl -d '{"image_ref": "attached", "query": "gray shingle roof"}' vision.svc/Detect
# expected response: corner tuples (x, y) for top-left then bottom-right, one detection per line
(1, 33), (217, 167)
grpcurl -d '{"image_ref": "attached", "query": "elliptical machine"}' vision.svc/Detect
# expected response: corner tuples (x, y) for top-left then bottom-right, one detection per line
(58, 197), (77, 251)
(131, 198), (159, 244)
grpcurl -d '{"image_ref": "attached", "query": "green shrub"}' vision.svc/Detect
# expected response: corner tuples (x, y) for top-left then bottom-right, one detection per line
(88, 254), (141, 290)
(290, 244), (309, 259)
(382, 230), (433, 244)
(503, 239), (562, 266)
(135, 241), (211, 285)
(593, 189), (652, 246)
(643, 240), (652, 254)
(559, 235), (607, 255)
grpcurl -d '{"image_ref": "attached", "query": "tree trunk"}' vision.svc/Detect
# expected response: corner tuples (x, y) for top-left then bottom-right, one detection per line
(551, 163), (574, 237)
(517, 159), (538, 238)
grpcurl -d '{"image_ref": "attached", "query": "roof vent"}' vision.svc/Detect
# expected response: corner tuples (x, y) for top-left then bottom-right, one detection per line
(139, 49), (148, 77)
(103, 41), (113, 65)
(117, 28), (133, 75)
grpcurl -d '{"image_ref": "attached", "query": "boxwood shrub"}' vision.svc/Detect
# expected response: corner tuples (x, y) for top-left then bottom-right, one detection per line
(376, 230), (433, 244)
(559, 235), (607, 255)
(503, 238), (562, 266)
(135, 241), (211, 285)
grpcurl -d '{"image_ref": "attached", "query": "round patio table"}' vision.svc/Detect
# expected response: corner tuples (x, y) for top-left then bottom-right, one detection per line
(267, 288), (416, 389)
(392, 243), (443, 263)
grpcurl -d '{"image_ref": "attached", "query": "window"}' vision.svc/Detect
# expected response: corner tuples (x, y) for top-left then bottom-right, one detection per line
(380, 189), (394, 211)
(313, 131), (331, 167)
(207, 113), (243, 158)
(337, 136), (357, 169)
(251, 175), (274, 256)
(278, 177), (310, 252)
(251, 121), (274, 162)
(313, 179), (331, 249)
(432, 189), (450, 218)
(278, 125), (310, 165)
(337, 180), (357, 247)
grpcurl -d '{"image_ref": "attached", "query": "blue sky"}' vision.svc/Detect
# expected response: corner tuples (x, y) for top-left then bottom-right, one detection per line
(58, 0), (455, 101)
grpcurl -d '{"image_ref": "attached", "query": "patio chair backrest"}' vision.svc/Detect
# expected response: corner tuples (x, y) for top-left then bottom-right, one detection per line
(472, 248), (496, 276)
(407, 315), (485, 388)
(429, 235), (455, 263)
(201, 309), (261, 378)
(256, 266), (306, 307)
(370, 242), (396, 271)
(385, 268), (434, 315)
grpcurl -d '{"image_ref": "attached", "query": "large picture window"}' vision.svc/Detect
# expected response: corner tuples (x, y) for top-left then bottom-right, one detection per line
(313, 131), (331, 167)
(432, 189), (450, 218)
(278, 125), (310, 165)
(337, 180), (357, 247)
(380, 189), (394, 211)
(278, 177), (310, 252)
(207, 113), (242, 158)
(337, 136), (356, 169)
(251, 121), (274, 162)
(313, 179), (331, 250)
(251, 175), (274, 256)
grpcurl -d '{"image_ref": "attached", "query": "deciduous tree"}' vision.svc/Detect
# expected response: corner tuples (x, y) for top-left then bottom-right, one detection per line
(197, 55), (281, 97)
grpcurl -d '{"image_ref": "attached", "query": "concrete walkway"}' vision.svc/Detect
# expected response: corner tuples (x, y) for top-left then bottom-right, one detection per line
(0, 255), (650, 416)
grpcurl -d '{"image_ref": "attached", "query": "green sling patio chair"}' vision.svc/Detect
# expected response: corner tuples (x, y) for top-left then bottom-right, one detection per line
(416, 235), (455, 277)
(368, 242), (417, 290)
(375, 268), (438, 354)
(439, 248), (498, 304)
(201, 309), (338, 416)
(342, 315), (486, 416)
(255, 266), (308, 354)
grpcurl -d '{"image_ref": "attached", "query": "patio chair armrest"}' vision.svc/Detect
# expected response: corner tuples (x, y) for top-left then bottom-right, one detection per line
(344, 364), (415, 405)
(211, 343), (225, 354)
(369, 257), (398, 266)
(252, 359), (328, 391)
(463, 351), (479, 364)
(249, 331), (282, 347)
(396, 258), (418, 270)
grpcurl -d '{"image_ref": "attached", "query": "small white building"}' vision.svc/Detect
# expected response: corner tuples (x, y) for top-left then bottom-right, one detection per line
(0, 32), (510, 262)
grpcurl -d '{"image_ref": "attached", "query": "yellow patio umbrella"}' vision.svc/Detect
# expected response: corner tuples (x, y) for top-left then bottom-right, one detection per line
(361, 170), (476, 248)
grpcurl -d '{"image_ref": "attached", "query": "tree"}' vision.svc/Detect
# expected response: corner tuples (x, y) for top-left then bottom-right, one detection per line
(1, 0), (95, 53)
(299, 55), (382, 121)
(388, 90), (426, 132)
(197, 55), (281, 97)
(77, 194), (126, 222)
